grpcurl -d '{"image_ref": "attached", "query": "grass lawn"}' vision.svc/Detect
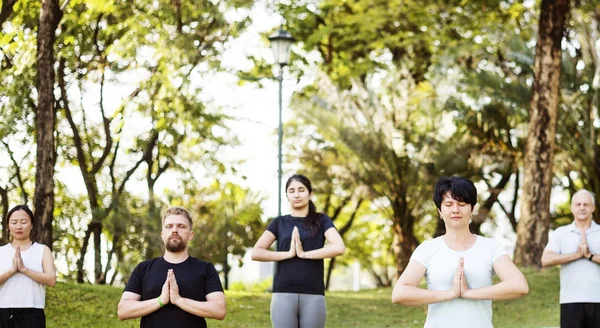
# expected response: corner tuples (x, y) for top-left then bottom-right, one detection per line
(46, 267), (561, 328)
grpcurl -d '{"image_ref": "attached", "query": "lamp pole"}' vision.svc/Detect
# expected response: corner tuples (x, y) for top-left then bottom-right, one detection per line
(277, 66), (284, 217)
(268, 28), (294, 217)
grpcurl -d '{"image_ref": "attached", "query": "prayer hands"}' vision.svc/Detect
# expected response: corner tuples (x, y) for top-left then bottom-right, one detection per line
(160, 272), (170, 305)
(580, 233), (591, 259)
(159, 269), (181, 306)
(12, 246), (26, 274)
(168, 269), (181, 305)
(451, 257), (471, 299)
(287, 227), (297, 259)
(293, 227), (305, 259)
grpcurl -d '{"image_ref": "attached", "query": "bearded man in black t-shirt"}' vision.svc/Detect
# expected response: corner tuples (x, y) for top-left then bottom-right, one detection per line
(117, 206), (226, 328)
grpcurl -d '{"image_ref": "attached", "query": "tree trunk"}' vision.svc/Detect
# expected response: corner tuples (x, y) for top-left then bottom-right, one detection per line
(392, 218), (417, 277)
(77, 225), (93, 283)
(325, 257), (336, 290)
(515, 0), (569, 267)
(93, 221), (103, 283)
(0, 185), (8, 243)
(34, 0), (61, 248)
(324, 198), (362, 290)
(0, 0), (18, 27)
(469, 170), (513, 234)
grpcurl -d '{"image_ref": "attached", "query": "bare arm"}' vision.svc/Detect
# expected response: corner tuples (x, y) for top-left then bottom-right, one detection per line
(591, 254), (600, 264)
(391, 260), (459, 306)
(173, 292), (226, 320)
(541, 248), (583, 267)
(21, 246), (56, 287)
(117, 292), (162, 320)
(0, 257), (17, 285)
(461, 255), (529, 301)
(251, 230), (295, 262)
(296, 227), (345, 260)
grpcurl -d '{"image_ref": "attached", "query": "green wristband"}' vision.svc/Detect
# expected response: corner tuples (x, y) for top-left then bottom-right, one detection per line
(158, 296), (164, 307)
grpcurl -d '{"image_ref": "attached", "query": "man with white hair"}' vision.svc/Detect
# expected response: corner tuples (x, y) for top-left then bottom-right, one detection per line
(541, 189), (600, 328)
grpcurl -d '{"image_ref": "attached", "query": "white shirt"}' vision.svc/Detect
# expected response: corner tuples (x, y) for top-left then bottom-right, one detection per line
(411, 235), (507, 328)
(0, 242), (46, 308)
(544, 220), (600, 304)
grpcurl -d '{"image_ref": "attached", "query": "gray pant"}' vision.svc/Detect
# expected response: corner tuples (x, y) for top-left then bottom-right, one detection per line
(270, 292), (327, 328)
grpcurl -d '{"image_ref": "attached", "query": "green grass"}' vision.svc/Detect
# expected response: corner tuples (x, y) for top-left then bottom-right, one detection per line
(47, 267), (561, 328)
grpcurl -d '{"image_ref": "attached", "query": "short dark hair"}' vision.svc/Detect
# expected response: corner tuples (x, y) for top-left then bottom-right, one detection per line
(5, 205), (36, 240)
(433, 176), (478, 210)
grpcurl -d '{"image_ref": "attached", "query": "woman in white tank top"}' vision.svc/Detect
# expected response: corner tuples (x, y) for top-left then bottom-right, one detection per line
(391, 176), (529, 328)
(0, 205), (56, 328)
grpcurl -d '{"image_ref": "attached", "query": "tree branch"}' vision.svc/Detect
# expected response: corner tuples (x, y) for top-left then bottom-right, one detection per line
(0, 0), (18, 28)
(58, 59), (90, 175)
(0, 140), (29, 204)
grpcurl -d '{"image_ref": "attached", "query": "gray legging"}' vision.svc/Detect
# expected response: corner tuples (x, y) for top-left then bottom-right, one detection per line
(270, 292), (327, 328)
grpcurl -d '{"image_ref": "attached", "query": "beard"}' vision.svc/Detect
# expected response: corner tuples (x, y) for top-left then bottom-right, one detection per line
(165, 236), (187, 252)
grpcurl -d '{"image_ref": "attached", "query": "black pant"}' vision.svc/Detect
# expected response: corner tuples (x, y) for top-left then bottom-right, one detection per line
(0, 308), (46, 328)
(561, 303), (600, 328)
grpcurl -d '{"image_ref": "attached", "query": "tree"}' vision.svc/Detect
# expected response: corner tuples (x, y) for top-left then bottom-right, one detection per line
(0, 0), (19, 27)
(515, 0), (570, 267)
(186, 181), (264, 290)
(47, 0), (253, 283)
(285, 120), (370, 289)
(551, 2), (600, 224)
(34, 0), (62, 248)
(290, 71), (446, 275)
(268, 0), (532, 275)
(344, 212), (395, 287)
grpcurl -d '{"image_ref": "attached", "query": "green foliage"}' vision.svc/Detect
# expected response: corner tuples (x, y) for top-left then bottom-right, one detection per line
(289, 69), (448, 273)
(343, 212), (396, 286)
(2, 0), (258, 283)
(275, 0), (529, 87)
(229, 278), (272, 293)
(184, 181), (265, 269)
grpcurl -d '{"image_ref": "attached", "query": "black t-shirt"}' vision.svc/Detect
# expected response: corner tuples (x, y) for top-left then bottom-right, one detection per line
(124, 256), (224, 328)
(266, 214), (336, 295)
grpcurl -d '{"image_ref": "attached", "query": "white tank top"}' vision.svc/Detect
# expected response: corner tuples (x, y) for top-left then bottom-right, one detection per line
(0, 242), (46, 308)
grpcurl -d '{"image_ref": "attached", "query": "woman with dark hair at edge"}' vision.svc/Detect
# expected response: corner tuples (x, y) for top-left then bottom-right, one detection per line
(0, 205), (56, 328)
(391, 176), (529, 328)
(252, 174), (345, 328)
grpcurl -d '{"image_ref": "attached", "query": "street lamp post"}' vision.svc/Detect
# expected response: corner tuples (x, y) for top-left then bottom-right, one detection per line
(268, 28), (294, 217)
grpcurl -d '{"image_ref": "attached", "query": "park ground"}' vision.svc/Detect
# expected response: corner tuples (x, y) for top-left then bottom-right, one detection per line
(47, 267), (560, 328)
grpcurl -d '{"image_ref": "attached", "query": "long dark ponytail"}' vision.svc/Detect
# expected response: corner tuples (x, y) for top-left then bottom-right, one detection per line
(286, 174), (320, 235)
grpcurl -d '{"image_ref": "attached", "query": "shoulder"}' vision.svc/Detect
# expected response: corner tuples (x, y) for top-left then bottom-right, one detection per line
(0, 244), (9, 256)
(475, 235), (503, 250)
(39, 244), (53, 257)
(476, 235), (499, 245)
(270, 215), (289, 225)
(319, 213), (334, 225)
(134, 258), (161, 273)
(187, 257), (215, 269)
(553, 224), (573, 234)
(34, 242), (50, 251)
(413, 237), (441, 255)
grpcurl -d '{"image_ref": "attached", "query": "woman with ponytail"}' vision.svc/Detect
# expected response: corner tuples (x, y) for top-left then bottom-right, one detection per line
(252, 174), (345, 328)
